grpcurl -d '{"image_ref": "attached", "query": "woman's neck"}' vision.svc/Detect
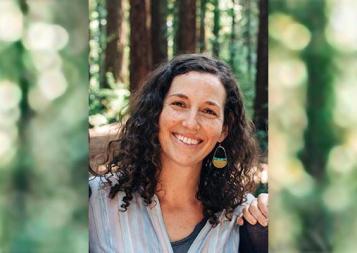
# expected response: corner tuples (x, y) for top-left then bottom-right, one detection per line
(156, 160), (202, 207)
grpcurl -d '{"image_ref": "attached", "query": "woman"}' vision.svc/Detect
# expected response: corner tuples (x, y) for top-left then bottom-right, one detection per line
(89, 54), (268, 252)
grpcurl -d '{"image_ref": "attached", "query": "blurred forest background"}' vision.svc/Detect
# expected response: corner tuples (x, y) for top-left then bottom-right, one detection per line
(88, 0), (268, 155)
(269, 0), (357, 252)
(0, 0), (88, 252)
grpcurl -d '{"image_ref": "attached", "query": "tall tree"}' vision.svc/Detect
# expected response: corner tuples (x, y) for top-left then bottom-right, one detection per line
(151, 0), (168, 67)
(97, 0), (107, 87)
(176, 0), (196, 54)
(129, 0), (152, 93)
(199, 0), (207, 52)
(104, 0), (124, 86)
(212, 0), (220, 57)
(242, 0), (253, 83)
(253, 0), (268, 151)
(169, 0), (178, 56)
(229, 0), (237, 67)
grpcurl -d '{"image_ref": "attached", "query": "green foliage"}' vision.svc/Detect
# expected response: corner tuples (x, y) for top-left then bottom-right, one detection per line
(89, 73), (130, 127)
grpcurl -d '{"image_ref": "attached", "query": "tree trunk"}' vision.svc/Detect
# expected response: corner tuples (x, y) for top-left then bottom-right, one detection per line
(129, 0), (152, 93)
(151, 0), (168, 67)
(229, 0), (237, 68)
(199, 0), (207, 53)
(105, 0), (124, 85)
(212, 0), (220, 57)
(176, 0), (196, 54)
(253, 0), (268, 150)
(97, 1), (107, 87)
(170, 0), (178, 55)
(243, 0), (252, 83)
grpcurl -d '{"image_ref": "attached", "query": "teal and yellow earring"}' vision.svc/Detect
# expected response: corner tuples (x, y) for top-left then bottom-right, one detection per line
(212, 143), (227, 169)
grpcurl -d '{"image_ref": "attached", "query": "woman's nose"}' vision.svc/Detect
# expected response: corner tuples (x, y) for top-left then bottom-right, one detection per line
(182, 111), (200, 132)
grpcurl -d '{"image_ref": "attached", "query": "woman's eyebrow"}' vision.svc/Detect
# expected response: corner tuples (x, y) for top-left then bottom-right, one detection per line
(168, 93), (221, 108)
(205, 101), (221, 108)
(168, 93), (188, 99)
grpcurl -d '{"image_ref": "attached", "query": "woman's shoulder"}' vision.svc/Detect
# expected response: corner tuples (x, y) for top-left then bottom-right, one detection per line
(88, 174), (130, 216)
(89, 174), (120, 199)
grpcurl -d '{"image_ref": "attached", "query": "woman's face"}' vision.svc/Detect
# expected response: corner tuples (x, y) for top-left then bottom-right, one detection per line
(158, 71), (227, 168)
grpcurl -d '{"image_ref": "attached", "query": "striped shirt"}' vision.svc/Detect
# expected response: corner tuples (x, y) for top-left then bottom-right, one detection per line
(89, 176), (253, 253)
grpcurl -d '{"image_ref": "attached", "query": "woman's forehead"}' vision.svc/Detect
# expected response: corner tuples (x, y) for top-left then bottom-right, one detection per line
(167, 72), (226, 104)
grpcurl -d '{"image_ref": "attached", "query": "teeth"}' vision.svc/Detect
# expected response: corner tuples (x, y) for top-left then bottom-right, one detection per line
(175, 134), (200, 145)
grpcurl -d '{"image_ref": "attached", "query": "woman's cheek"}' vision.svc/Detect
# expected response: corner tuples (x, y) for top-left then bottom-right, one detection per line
(159, 113), (180, 129)
(168, 108), (187, 121)
(203, 118), (225, 138)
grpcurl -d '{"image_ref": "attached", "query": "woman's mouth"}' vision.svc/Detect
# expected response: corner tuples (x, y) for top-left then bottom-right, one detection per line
(173, 133), (202, 145)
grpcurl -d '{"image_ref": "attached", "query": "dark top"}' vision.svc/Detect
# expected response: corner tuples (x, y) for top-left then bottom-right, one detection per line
(171, 218), (268, 253)
(171, 218), (207, 253)
(239, 223), (268, 253)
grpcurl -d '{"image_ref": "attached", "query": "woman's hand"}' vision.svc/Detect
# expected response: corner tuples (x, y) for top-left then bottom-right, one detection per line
(237, 193), (268, 227)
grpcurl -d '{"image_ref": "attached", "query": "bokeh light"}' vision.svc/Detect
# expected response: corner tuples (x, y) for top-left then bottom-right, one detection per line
(23, 22), (69, 52)
(270, 13), (311, 51)
(37, 69), (68, 100)
(322, 179), (352, 212)
(0, 1), (23, 42)
(326, 0), (357, 52)
(0, 80), (22, 111)
(30, 51), (62, 72)
(0, 80), (21, 168)
(333, 84), (357, 125)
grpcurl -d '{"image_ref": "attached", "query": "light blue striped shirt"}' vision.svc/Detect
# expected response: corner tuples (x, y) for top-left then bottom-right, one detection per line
(89, 176), (252, 253)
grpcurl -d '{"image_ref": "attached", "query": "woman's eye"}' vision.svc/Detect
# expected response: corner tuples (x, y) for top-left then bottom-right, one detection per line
(171, 101), (185, 108)
(202, 108), (217, 116)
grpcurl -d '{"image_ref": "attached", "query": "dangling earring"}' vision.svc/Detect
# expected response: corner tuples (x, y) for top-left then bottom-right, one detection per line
(212, 143), (227, 169)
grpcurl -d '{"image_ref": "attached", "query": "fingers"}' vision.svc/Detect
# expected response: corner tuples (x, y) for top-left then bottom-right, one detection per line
(238, 193), (269, 227)
(236, 214), (244, 226)
(257, 193), (269, 218)
(246, 198), (268, 227)
(242, 203), (257, 225)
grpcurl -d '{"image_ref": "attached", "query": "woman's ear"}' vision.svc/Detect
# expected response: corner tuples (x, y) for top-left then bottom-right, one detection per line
(218, 126), (228, 142)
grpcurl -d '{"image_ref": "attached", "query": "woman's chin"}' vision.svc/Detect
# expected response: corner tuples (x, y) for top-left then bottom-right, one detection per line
(172, 157), (203, 168)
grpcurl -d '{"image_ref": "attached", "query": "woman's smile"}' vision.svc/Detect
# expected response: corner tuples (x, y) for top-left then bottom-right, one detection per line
(172, 133), (203, 146)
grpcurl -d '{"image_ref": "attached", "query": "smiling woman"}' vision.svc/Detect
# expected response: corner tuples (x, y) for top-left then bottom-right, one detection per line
(159, 72), (227, 171)
(89, 54), (268, 253)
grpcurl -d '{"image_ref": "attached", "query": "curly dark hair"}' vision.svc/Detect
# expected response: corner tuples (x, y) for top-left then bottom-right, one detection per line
(100, 54), (259, 226)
